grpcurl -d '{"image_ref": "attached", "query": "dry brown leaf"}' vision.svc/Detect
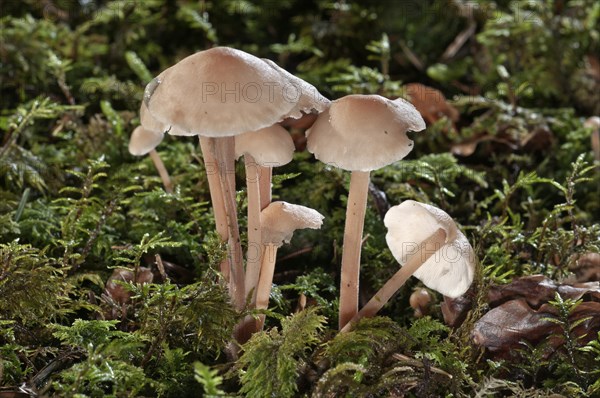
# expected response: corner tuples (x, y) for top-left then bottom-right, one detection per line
(472, 299), (554, 352)
(405, 83), (459, 126)
(280, 113), (318, 151)
(521, 126), (554, 152)
(441, 294), (472, 327)
(473, 299), (600, 357)
(571, 252), (600, 283)
(488, 275), (600, 308)
(442, 275), (600, 331)
(105, 267), (154, 304)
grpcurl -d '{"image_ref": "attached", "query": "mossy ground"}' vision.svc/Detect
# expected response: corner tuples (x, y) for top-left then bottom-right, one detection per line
(1, 1), (599, 397)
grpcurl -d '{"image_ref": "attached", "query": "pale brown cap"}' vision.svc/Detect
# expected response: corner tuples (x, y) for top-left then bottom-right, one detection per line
(129, 103), (190, 155)
(128, 126), (163, 156)
(234, 124), (295, 167)
(261, 201), (324, 247)
(306, 95), (426, 171)
(144, 47), (299, 137)
(384, 200), (475, 298)
(261, 58), (330, 119)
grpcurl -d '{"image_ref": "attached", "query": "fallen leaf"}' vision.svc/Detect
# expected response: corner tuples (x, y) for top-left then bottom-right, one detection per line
(472, 299), (554, 353)
(521, 126), (554, 152)
(405, 83), (459, 126)
(280, 113), (318, 151)
(473, 299), (600, 357)
(441, 275), (600, 329)
(571, 252), (600, 283)
(104, 267), (154, 305)
(441, 294), (472, 327)
(488, 275), (600, 308)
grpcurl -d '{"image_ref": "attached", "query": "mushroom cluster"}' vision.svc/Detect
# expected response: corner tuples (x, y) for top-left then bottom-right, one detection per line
(128, 46), (477, 343)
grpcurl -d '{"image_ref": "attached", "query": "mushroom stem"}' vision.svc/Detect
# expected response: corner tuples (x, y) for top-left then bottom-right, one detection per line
(255, 243), (278, 330)
(214, 137), (245, 310)
(339, 170), (371, 329)
(147, 149), (173, 194)
(340, 228), (447, 333)
(198, 137), (230, 281)
(258, 165), (272, 210)
(244, 154), (263, 304)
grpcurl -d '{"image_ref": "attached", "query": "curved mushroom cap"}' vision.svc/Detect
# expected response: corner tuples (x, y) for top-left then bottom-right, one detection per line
(261, 58), (330, 119)
(144, 47), (299, 137)
(261, 201), (324, 247)
(235, 124), (295, 167)
(140, 102), (191, 137)
(384, 200), (475, 298)
(128, 126), (163, 156)
(306, 95), (426, 171)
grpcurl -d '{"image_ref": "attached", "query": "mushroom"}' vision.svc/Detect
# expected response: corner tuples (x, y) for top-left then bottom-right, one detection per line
(234, 125), (295, 305)
(254, 201), (324, 329)
(409, 288), (432, 318)
(306, 94), (426, 329)
(340, 200), (475, 332)
(128, 103), (189, 194)
(144, 47), (329, 311)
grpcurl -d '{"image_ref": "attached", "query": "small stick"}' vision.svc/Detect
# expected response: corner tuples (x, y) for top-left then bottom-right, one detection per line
(154, 254), (168, 282)
(392, 353), (453, 379)
(340, 228), (447, 332)
(276, 246), (313, 262)
(148, 149), (173, 193)
(339, 170), (370, 329)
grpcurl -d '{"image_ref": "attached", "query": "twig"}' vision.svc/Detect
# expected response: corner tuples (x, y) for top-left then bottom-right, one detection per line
(440, 21), (476, 61)
(397, 41), (424, 71)
(276, 246), (314, 262)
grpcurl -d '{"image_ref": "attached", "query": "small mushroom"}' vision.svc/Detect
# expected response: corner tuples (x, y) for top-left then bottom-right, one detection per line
(341, 200), (475, 332)
(385, 201), (475, 296)
(127, 103), (186, 194)
(234, 125), (295, 305)
(409, 288), (432, 318)
(306, 94), (426, 329)
(255, 201), (324, 329)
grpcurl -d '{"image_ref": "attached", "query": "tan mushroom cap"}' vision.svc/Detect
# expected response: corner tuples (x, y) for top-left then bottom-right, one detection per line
(306, 95), (426, 171)
(129, 103), (192, 156)
(128, 126), (163, 156)
(145, 47), (301, 137)
(261, 58), (330, 119)
(140, 103), (190, 137)
(234, 124), (295, 167)
(261, 201), (324, 247)
(384, 200), (475, 298)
